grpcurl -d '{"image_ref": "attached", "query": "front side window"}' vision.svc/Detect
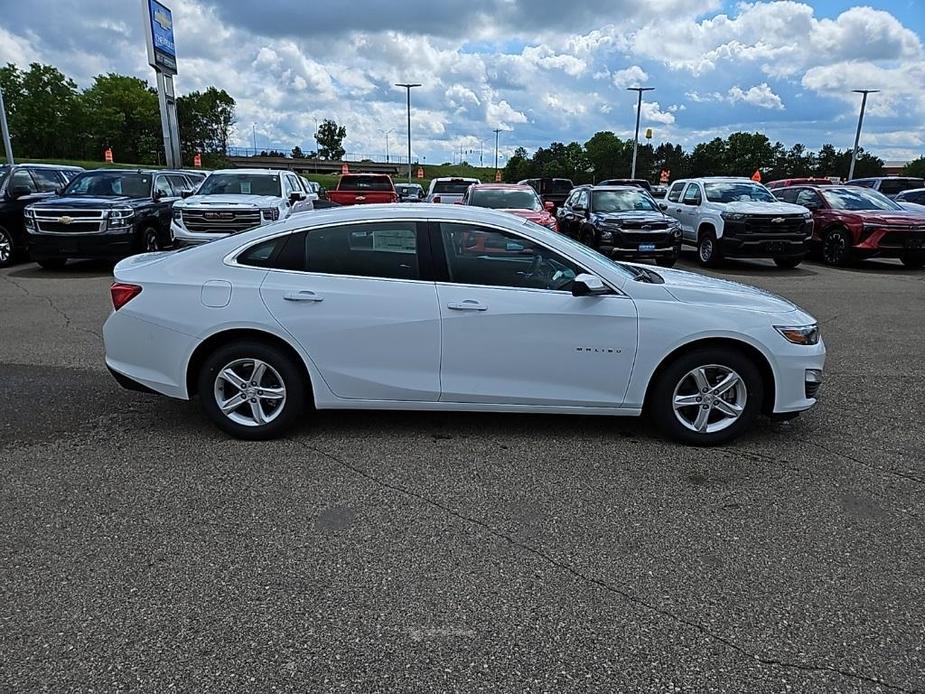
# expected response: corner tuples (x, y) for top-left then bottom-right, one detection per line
(270, 222), (419, 280)
(774, 188), (798, 203)
(667, 182), (685, 202)
(682, 184), (702, 205)
(9, 169), (38, 194)
(576, 190), (589, 209)
(154, 176), (174, 198)
(31, 168), (64, 192)
(439, 222), (580, 292)
(198, 174), (281, 197)
(795, 189), (823, 208)
(65, 172), (152, 197)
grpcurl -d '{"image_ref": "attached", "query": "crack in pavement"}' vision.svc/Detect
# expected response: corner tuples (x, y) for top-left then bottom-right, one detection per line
(1, 273), (102, 340)
(295, 439), (915, 693)
(799, 438), (925, 488)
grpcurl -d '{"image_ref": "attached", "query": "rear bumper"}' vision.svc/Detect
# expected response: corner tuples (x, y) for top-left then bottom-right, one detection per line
(26, 228), (136, 259)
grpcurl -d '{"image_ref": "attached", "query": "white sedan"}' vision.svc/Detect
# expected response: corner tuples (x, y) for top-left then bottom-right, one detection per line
(103, 204), (825, 445)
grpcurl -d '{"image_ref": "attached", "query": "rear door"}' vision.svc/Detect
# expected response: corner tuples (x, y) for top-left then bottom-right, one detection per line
(258, 220), (441, 401)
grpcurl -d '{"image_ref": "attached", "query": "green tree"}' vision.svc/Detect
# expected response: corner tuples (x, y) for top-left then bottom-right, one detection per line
(902, 156), (925, 178)
(316, 119), (346, 160)
(583, 131), (629, 180)
(652, 142), (690, 181)
(1, 63), (81, 158)
(688, 137), (727, 177)
(291, 145), (305, 159)
(80, 73), (160, 163)
(177, 86), (235, 166)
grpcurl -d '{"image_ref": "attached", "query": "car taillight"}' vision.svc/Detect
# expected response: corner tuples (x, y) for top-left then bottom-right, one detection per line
(110, 282), (142, 310)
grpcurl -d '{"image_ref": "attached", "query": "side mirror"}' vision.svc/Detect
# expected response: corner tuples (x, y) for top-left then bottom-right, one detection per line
(432, 195), (441, 203)
(152, 189), (163, 201)
(544, 200), (555, 211)
(658, 202), (668, 211)
(181, 189), (194, 198)
(54, 186), (65, 195)
(9, 185), (33, 199)
(571, 273), (610, 297)
(289, 191), (306, 204)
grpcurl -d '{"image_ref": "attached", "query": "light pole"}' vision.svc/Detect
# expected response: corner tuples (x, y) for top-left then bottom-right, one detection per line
(493, 128), (502, 172)
(627, 86), (654, 179)
(252, 123), (257, 155)
(383, 128), (393, 163)
(395, 82), (421, 182)
(0, 82), (13, 165)
(848, 89), (878, 181)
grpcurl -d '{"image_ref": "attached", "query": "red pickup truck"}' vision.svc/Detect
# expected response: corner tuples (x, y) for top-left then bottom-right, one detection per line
(327, 174), (399, 205)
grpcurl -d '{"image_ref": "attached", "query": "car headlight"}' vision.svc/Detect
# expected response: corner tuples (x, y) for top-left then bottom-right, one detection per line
(721, 212), (746, 221)
(599, 229), (613, 242)
(774, 324), (819, 345)
(261, 207), (280, 221)
(107, 207), (135, 229)
(172, 207), (182, 222)
(802, 211), (813, 221)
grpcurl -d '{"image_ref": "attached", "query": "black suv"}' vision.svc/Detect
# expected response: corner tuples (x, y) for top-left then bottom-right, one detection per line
(0, 163), (83, 267)
(557, 185), (683, 267)
(24, 169), (194, 269)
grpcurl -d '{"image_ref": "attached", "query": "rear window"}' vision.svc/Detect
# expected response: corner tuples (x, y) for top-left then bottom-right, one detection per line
(551, 179), (574, 194)
(339, 175), (393, 191)
(432, 180), (475, 194)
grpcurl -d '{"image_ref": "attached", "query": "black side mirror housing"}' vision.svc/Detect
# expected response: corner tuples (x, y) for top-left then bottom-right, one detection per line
(181, 189), (194, 198)
(9, 185), (33, 200)
(289, 191), (306, 204)
(658, 202), (668, 211)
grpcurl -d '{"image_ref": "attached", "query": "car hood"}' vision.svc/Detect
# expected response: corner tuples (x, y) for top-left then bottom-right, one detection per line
(28, 196), (137, 209)
(503, 209), (554, 223)
(717, 200), (807, 215)
(177, 194), (280, 208)
(592, 210), (671, 224)
(653, 265), (800, 314)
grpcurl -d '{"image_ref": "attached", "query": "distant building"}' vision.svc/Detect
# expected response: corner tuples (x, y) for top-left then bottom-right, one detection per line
(883, 160), (911, 176)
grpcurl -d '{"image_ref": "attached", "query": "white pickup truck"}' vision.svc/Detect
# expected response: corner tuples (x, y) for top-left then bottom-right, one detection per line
(660, 177), (813, 268)
(171, 169), (312, 246)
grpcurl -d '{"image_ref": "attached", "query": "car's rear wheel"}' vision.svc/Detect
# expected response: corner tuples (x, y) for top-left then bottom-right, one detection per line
(655, 256), (677, 268)
(198, 340), (308, 440)
(901, 252), (925, 268)
(773, 256), (802, 269)
(697, 230), (723, 267)
(143, 227), (161, 252)
(35, 257), (67, 270)
(822, 228), (853, 266)
(0, 227), (14, 268)
(649, 347), (763, 446)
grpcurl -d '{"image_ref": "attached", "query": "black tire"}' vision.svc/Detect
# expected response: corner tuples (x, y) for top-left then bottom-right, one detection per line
(773, 256), (803, 269)
(197, 340), (308, 440)
(579, 227), (596, 249)
(822, 228), (853, 267)
(697, 229), (724, 267)
(655, 256), (677, 268)
(35, 257), (67, 270)
(142, 227), (161, 252)
(648, 346), (763, 446)
(0, 226), (14, 268)
(900, 252), (925, 268)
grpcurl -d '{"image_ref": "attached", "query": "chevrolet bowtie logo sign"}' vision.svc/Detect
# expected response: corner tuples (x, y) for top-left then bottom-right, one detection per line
(58, 216), (73, 225)
(771, 217), (785, 223)
(153, 8), (172, 31)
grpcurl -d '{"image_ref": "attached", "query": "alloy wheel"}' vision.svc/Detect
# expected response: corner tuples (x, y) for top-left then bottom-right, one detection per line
(672, 364), (747, 434)
(145, 229), (160, 252)
(0, 229), (11, 266)
(698, 237), (713, 263)
(213, 358), (287, 427)
(823, 230), (848, 266)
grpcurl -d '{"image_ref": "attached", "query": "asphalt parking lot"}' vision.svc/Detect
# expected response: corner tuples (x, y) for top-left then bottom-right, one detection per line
(1, 253), (923, 693)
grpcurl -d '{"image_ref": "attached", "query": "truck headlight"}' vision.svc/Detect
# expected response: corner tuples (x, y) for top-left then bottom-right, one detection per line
(24, 207), (36, 230)
(261, 208), (280, 221)
(172, 208), (182, 222)
(721, 212), (746, 222)
(774, 324), (819, 345)
(107, 208), (135, 230)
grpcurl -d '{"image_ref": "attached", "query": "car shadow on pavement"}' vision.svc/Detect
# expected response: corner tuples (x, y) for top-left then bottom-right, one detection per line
(7, 259), (115, 279)
(677, 250), (818, 277)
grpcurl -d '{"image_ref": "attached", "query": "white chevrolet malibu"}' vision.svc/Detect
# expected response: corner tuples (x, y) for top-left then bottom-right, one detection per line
(103, 204), (824, 445)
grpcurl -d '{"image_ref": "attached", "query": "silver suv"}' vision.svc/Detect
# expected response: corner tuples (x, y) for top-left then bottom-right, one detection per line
(661, 177), (813, 268)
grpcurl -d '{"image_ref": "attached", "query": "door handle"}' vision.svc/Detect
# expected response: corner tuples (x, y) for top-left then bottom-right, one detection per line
(284, 290), (324, 302)
(447, 300), (487, 311)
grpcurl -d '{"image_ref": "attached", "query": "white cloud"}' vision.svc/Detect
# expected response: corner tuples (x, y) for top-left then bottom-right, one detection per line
(611, 65), (648, 89)
(727, 83), (784, 110)
(639, 101), (675, 125)
(486, 99), (528, 129)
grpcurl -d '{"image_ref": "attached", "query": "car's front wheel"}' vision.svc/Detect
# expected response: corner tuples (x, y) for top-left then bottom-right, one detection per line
(697, 230), (723, 267)
(0, 226), (15, 268)
(649, 347), (763, 446)
(143, 227), (161, 252)
(822, 228), (853, 266)
(198, 340), (308, 439)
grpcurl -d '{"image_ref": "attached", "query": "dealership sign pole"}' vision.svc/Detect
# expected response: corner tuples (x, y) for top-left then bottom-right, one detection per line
(0, 84), (13, 165)
(627, 86), (654, 180)
(848, 89), (878, 181)
(142, 0), (181, 168)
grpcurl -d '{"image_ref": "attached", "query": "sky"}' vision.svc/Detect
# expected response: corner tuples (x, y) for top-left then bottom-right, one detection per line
(1, 0), (923, 165)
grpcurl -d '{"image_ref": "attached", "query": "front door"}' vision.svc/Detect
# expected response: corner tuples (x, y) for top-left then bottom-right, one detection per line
(258, 220), (441, 401)
(433, 222), (638, 407)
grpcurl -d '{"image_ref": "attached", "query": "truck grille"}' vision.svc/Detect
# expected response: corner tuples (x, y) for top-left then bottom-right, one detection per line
(182, 209), (262, 234)
(619, 220), (670, 231)
(616, 231), (673, 244)
(33, 208), (106, 234)
(743, 215), (806, 235)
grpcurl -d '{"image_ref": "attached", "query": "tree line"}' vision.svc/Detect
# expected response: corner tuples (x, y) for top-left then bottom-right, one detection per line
(0, 62), (235, 167)
(502, 131), (900, 185)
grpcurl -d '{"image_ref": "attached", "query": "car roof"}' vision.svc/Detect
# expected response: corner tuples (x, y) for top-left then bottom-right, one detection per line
(469, 183), (534, 190)
(208, 168), (285, 175)
(17, 163), (84, 170)
(78, 168), (159, 174)
(592, 185), (650, 191)
(431, 176), (479, 182)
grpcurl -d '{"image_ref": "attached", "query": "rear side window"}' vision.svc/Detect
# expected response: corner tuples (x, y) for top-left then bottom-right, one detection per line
(275, 222), (420, 280)
(879, 178), (923, 196)
(667, 182), (685, 202)
(775, 188), (798, 203)
(237, 236), (287, 268)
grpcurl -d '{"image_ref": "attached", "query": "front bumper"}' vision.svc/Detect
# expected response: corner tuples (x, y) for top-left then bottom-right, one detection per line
(26, 227), (136, 259)
(853, 227), (925, 257)
(171, 222), (230, 246)
(770, 339), (826, 414)
(720, 219), (812, 258)
(599, 229), (682, 259)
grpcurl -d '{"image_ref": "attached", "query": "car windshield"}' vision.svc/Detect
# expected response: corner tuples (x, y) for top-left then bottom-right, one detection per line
(592, 190), (659, 213)
(433, 180), (475, 194)
(822, 188), (903, 211)
(198, 174), (281, 196)
(64, 172), (151, 197)
(470, 188), (542, 211)
(704, 181), (777, 203)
